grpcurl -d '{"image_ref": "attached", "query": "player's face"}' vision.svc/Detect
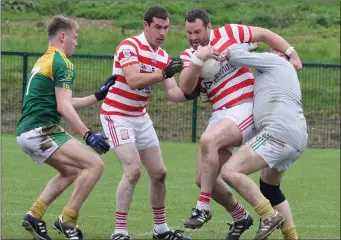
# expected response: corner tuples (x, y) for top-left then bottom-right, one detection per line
(63, 28), (78, 57)
(185, 19), (211, 50)
(144, 17), (170, 50)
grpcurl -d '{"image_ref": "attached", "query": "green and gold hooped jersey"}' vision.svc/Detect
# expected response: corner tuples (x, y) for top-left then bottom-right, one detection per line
(16, 47), (76, 136)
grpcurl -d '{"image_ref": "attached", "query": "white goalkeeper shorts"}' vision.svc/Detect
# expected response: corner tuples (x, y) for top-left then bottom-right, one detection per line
(100, 113), (159, 150)
(206, 101), (256, 152)
(247, 131), (304, 171)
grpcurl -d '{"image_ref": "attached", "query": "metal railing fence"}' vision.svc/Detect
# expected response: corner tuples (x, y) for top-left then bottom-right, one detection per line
(1, 51), (340, 148)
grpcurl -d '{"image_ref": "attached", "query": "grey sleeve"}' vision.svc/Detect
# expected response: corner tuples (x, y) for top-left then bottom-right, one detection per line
(228, 45), (281, 71)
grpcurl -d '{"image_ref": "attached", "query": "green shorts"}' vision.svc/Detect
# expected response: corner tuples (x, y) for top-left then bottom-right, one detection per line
(16, 125), (72, 164)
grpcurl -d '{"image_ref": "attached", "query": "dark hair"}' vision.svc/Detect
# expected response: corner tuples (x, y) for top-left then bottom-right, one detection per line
(47, 15), (79, 39)
(144, 6), (169, 25)
(185, 9), (210, 27)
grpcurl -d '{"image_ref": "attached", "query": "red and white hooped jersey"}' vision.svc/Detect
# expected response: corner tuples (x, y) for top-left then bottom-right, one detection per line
(180, 24), (255, 110)
(100, 32), (171, 117)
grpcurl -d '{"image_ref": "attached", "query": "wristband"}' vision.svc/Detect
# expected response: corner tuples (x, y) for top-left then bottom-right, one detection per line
(191, 54), (204, 66)
(285, 46), (295, 57)
(83, 130), (91, 141)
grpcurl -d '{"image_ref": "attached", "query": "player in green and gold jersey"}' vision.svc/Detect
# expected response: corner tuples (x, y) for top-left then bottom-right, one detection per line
(17, 15), (116, 240)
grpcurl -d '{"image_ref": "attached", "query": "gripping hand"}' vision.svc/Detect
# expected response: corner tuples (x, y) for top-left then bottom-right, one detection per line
(83, 131), (110, 154)
(162, 56), (183, 79)
(94, 75), (117, 101)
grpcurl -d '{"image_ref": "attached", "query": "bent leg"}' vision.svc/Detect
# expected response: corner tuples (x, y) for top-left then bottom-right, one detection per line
(200, 118), (242, 197)
(261, 168), (298, 239)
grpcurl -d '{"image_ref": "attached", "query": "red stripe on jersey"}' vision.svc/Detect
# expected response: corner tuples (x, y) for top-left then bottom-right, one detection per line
(211, 78), (255, 105)
(217, 39), (236, 53)
(121, 61), (139, 68)
(109, 88), (148, 101)
(139, 55), (168, 69)
(210, 28), (221, 46)
(104, 98), (146, 112)
(132, 37), (151, 52)
(216, 92), (254, 110)
(116, 76), (128, 84)
(247, 26), (253, 41)
(117, 39), (138, 52)
(238, 25), (245, 43)
(208, 67), (251, 98)
(100, 108), (146, 117)
(224, 24), (234, 39)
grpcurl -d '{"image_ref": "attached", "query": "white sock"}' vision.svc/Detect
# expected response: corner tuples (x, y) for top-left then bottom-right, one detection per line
(154, 223), (170, 234)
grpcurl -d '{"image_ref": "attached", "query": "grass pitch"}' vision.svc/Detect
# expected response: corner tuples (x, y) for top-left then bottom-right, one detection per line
(1, 134), (340, 239)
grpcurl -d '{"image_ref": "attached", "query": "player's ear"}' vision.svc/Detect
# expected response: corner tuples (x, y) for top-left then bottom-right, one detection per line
(207, 23), (212, 30)
(143, 21), (148, 31)
(60, 32), (65, 42)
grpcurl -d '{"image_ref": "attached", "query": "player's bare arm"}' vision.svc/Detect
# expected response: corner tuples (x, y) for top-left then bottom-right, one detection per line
(56, 87), (89, 137)
(249, 26), (302, 71)
(71, 95), (98, 110)
(161, 77), (187, 102)
(123, 63), (164, 90)
(123, 58), (182, 90)
(179, 45), (219, 94)
(71, 75), (116, 110)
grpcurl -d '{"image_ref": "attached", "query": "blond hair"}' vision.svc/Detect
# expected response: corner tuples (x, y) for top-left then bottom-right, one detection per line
(47, 15), (79, 39)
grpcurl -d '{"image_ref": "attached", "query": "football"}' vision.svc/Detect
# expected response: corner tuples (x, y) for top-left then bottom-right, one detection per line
(200, 58), (221, 79)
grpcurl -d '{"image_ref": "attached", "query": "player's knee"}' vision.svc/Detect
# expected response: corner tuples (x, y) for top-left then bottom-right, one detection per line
(126, 164), (142, 184)
(91, 157), (105, 175)
(200, 133), (217, 153)
(150, 167), (167, 183)
(260, 177), (286, 206)
(220, 165), (236, 184)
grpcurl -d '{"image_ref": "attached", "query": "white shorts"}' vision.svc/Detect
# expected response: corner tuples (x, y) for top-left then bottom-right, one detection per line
(206, 101), (256, 152)
(16, 125), (72, 164)
(247, 131), (304, 171)
(100, 113), (159, 150)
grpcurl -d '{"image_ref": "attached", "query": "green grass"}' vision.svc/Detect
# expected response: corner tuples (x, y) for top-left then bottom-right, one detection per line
(1, 0), (340, 63)
(1, 134), (340, 239)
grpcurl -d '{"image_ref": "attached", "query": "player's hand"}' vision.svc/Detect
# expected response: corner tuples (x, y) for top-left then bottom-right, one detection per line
(162, 56), (183, 79)
(94, 75), (117, 101)
(195, 45), (220, 61)
(289, 51), (303, 71)
(83, 131), (110, 155)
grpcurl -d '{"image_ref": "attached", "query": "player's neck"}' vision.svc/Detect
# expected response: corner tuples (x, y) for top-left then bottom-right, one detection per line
(48, 42), (66, 56)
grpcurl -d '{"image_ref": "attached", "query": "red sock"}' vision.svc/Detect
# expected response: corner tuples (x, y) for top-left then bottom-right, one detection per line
(115, 212), (128, 233)
(228, 202), (246, 222)
(152, 206), (169, 233)
(196, 192), (211, 210)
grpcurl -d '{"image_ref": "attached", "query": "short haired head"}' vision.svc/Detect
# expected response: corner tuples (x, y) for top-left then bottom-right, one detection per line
(184, 9), (211, 49)
(185, 9), (210, 28)
(144, 6), (169, 26)
(47, 15), (79, 39)
(143, 6), (170, 51)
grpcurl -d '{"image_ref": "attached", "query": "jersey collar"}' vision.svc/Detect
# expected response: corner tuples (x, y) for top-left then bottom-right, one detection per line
(137, 32), (161, 53)
(47, 46), (67, 58)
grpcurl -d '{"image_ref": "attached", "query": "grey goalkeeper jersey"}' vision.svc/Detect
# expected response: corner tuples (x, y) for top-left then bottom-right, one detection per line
(228, 45), (308, 151)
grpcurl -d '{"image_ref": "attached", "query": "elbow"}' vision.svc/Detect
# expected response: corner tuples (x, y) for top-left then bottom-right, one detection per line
(57, 101), (68, 115)
(126, 78), (139, 90)
(180, 83), (194, 95)
(57, 104), (65, 115)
